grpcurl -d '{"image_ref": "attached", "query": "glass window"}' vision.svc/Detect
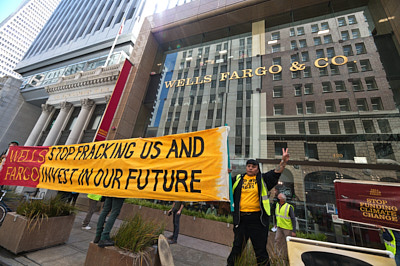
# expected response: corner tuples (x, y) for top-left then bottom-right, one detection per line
(339, 99), (351, 111)
(357, 98), (368, 111)
(330, 64), (340, 75)
(299, 39), (307, 48)
(309, 122), (319, 134)
(347, 62), (358, 73)
(303, 66), (312, 78)
(360, 59), (372, 71)
(207, 109), (213, 119)
(377, 119), (392, 133)
(374, 143), (395, 160)
(352, 79), (363, 91)
(325, 100), (336, 112)
(314, 37), (322, 45)
(273, 73), (282, 80)
(291, 54), (299, 63)
(343, 45), (353, 56)
(297, 27), (305, 35)
(362, 120), (376, 133)
(197, 96), (202, 104)
(341, 31), (350, 41)
(324, 35), (333, 44)
(305, 143), (319, 159)
(299, 122), (306, 134)
(272, 44), (281, 52)
(289, 28), (295, 36)
(292, 71), (300, 79)
(236, 107), (242, 118)
(296, 103), (303, 114)
(338, 17), (346, 26)
(274, 104), (284, 115)
(316, 49), (325, 58)
(275, 142), (287, 155)
(319, 67), (328, 76)
(348, 15), (357, 24)
(335, 81), (346, 91)
(351, 29), (361, 39)
(329, 121), (341, 134)
(291, 41), (297, 50)
(306, 102), (315, 114)
(371, 97), (383, 110)
(321, 22), (329, 30)
(275, 123), (286, 134)
(366, 77), (378, 90)
(327, 47), (335, 58)
(337, 144), (356, 160)
(271, 32), (280, 40)
(273, 86), (283, 97)
(311, 24), (319, 33)
(294, 84), (302, 96)
(344, 120), (357, 133)
(301, 52), (309, 62)
(322, 82), (332, 93)
(273, 57), (281, 65)
(355, 43), (366, 54)
(304, 84), (313, 94)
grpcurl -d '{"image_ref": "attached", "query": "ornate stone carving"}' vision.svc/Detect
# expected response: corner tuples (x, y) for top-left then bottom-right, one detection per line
(41, 104), (54, 113)
(81, 98), (95, 110)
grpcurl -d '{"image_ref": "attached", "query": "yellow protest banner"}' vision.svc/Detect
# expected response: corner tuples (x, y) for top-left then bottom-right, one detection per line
(0, 127), (230, 202)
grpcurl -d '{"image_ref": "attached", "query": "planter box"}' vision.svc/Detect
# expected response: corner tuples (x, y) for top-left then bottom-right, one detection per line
(0, 212), (75, 254)
(119, 204), (234, 246)
(85, 242), (159, 266)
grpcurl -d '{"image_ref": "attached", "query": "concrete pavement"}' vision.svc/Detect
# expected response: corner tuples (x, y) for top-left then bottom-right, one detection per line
(0, 211), (231, 266)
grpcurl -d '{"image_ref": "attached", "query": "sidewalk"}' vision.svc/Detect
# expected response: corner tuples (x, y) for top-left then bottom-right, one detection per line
(0, 211), (230, 266)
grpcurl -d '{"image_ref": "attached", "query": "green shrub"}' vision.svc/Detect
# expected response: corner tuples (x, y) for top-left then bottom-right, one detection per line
(296, 231), (327, 242)
(113, 214), (165, 253)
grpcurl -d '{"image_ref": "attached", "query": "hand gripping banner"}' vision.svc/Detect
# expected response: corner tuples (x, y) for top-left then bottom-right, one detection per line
(0, 127), (230, 202)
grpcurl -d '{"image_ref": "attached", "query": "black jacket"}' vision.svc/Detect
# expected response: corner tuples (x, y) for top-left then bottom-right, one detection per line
(232, 170), (281, 227)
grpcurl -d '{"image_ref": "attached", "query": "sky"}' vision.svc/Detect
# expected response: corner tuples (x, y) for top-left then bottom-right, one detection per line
(0, 0), (24, 23)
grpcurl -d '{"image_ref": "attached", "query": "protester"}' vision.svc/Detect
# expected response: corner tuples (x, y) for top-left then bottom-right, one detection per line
(167, 201), (184, 244)
(274, 193), (296, 259)
(95, 197), (125, 247)
(1, 140), (19, 162)
(227, 148), (290, 266)
(82, 194), (103, 230)
(206, 204), (217, 215)
(378, 226), (400, 265)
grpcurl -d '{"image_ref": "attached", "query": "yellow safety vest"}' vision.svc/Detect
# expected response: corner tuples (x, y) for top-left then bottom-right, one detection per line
(232, 174), (271, 216)
(384, 229), (396, 255)
(87, 194), (102, 201)
(275, 202), (294, 231)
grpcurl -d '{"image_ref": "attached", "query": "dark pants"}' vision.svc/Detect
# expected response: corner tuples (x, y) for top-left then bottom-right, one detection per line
(82, 198), (99, 227)
(227, 212), (269, 266)
(172, 212), (181, 241)
(96, 197), (124, 241)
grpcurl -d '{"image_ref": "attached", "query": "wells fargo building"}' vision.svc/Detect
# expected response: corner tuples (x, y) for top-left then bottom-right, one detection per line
(107, 0), (400, 247)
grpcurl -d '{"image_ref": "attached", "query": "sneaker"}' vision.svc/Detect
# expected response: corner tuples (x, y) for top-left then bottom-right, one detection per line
(93, 235), (101, 244)
(168, 239), (177, 244)
(82, 225), (91, 230)
(98, 239), (115, 248)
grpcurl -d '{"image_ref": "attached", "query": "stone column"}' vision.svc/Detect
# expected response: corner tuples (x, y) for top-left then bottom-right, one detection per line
(24, 104), (54, 146)
(65, 99), (95, 145)
(43, 102), (73, 146)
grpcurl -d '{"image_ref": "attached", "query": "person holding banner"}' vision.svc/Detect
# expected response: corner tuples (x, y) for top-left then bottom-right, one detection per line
(82, 194), (103, 230)
(274, 193), (296, 260)
(379, 226), (400, 265)
(0, 140), (19, 162)
(167, 201), (184, 244)
(227, 148), (290, 266)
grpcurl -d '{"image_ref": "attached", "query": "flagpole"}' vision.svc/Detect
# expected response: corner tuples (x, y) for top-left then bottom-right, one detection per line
(104, 17), (125, 67)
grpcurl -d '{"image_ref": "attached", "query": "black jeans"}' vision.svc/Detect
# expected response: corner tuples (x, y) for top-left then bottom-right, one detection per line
(172, 212), (181, 241)
(227, 212), (269, 266)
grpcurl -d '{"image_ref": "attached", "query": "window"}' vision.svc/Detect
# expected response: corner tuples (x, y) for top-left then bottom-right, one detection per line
(275, 123), (286, 134)
(297, 27), (305, 35)
(322, 82), (332, 93)
(303, 66), (312, 78)
(296, 103), (303, 114)
(273, 57), (281, 65)
(306, 102), (315, 114)
(327, 47), (335, 58)
(294, 84), (302, 96)
(196, 96), (203, 104)
(351, 29), (361, 39)
(210, 94), (216, 103)
(314, 37), (322, 45)
(357, 98), (368, 111)
(305, 143), (319, 159)
(236, 125), (242, 137)
(237, 91), (243, 100)
(360, 59), (372, 71)
(272, 44), (281, 53)
(311, 24), (319, 33)
(271, 32), (280, 40)
(275, 142), (287, 156)
(343, 45), (353, 56)
(329, 121), (341, 134)
(316, 49), (325, 58)
(246, 106), (251, 118)
(207, 109), (214, 119)
(355, 43), (366, 54)
(290, 28), (295, 36)
(341, 31), (350, 41)
(337, 144), (356, 160)
(378, 119), (392, 133)
(235, 145), (242, 155)
(344, 120), (357, 133)
(325, 100), (336, 113)
(324, 35), (333, 44)
(273, 86), (283, 97)
(274, 104), (284, 115)
(347, 62), (358, 73)
(299, 122), (306, 134)
(292, 71), (300, 79)
(308, 122), (319, 134)
(194, 110), (200, 120)
(339, 99), (351, 111)
(273, 73), (282, 80)
(338, 17), (346, 26)
(366, 77), (378, 90)
(352, 79), (363, 91)
(348, 15), (357, 24)
(299, 39), (307, 48)
(319, 67), (328, 76)
(335, 81), (346, 91)
(374, 143), (395, 160)
(321, 22), (329, 30)
(363, 120), (376, 133)
(291, 54), (299, 63)
(301, 52), (309, 62)
(371, 97), (383, 110)
(216, 108), (222, 119)
(304, 84), (313, 95)
(291, 41), (297, 50)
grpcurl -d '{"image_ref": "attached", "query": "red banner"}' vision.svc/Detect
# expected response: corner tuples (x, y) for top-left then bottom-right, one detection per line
(95, 59), (133, 141)
(335, 180), (400, 230)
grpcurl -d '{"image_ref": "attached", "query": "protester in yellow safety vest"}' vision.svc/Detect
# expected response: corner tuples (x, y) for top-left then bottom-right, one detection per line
(274, 193), (296, 259)
(227, 148), (290, 266)
(82, 194), (103, 230)
(379, 226), (400, 266)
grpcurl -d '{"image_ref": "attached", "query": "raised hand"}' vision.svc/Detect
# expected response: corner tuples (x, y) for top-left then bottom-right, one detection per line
(281, 148), (290, 163)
